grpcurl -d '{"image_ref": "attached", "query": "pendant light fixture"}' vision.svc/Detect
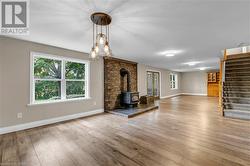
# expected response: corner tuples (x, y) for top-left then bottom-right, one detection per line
(89, 12), (112, 60)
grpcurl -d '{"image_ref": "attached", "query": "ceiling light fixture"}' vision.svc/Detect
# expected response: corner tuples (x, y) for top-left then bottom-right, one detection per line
(199, 67), (210, 71)
(89, 12), (112, 60)
(183, 61), (201, 66)
(165, 54), (175, 57)
(158, 50), (182, 57)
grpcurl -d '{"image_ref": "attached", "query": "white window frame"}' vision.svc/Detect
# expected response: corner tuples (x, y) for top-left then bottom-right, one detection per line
(30, 52), (90, 105)
(170, 73), (178, 90)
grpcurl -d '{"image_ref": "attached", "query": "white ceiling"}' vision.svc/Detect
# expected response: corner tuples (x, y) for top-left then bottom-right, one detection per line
(10, 0), (250, 72)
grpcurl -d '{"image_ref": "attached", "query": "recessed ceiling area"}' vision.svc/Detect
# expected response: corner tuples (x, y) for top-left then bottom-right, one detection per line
(12, 0), (250, 72)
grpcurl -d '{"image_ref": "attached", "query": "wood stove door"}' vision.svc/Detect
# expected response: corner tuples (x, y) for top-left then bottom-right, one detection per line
(147, 71), (160, 99)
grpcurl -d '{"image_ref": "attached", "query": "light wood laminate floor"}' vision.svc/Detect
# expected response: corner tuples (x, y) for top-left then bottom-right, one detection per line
(0, 96), (250, 166)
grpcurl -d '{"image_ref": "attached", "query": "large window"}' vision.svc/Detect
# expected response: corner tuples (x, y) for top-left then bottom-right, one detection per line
(30, 52), (89, 104)
(170, 73), (178, 89)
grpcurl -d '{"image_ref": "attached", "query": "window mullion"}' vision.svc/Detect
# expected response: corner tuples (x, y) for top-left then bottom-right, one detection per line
(61, 60), (66, 100)
(31, 55), (35, 104)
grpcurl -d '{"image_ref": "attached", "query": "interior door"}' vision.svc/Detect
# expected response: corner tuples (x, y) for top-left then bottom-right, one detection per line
(147, 71), (160, 98)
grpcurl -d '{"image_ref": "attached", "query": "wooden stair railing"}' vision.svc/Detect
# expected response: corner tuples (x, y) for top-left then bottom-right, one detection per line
(219, 50), (226, 114)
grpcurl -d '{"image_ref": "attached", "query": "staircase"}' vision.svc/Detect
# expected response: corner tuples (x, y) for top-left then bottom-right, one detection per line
(223, 54), (250, 120)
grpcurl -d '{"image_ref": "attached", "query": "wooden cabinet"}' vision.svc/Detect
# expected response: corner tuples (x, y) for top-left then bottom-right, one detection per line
(207, 72), (219, 97)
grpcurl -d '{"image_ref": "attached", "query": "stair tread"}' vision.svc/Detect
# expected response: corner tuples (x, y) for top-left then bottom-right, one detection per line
(225, 80), (250, 81)
(224, 81), (250, 84)
(224, 91), (250, 93)
(224, 88), (250, 90)
(225, 71), (250, 74)
(224, 109), (250, 113)
(224, 102), (250, 106)
(226, 56), (250, 62)
(225, 79), (250, 81)
(224, 96), (250, 100)
(226, 62), (250, 67)
(224, 109), (250, 120)
(225, 80), (250, 83)
(226, 66), (250, 70)
(224, 85), (250, 86)
(225, 75), (250, 78)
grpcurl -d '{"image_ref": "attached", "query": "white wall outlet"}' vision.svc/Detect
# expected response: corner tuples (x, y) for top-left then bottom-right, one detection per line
(17, 113), (23, 119)
(93, 101), (97, 106)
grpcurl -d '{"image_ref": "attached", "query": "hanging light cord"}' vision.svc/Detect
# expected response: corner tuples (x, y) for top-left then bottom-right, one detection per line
(106, 25), (108, 43)
(92, 22), (94, 47)
(96, 24), (98, 40)
(108, 25), (110, 43)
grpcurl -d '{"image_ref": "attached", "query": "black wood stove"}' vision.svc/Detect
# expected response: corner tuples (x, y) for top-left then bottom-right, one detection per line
(120, 68), (139, 107)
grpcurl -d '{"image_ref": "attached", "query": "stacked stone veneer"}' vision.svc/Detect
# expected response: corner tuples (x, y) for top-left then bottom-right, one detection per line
(104, 57), (138, 110)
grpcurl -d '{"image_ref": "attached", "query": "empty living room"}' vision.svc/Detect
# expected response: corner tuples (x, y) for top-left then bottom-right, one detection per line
(0, 0), (250, 166)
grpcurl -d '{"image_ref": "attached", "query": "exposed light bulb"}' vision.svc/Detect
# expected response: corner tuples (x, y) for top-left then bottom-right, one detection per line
(100, 36), (105, 45)
(104, 42), (109, 53)
(94, 43), (99, 53)
(90, 48), (96, 59)
(97, 33), (106, 45)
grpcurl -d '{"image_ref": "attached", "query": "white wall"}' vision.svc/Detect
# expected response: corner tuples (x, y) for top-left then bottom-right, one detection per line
(138, 64), (181, 98)
(0, 37), (104, 128)
(181, 71), (207, 95)
(0, 41), (3, 127)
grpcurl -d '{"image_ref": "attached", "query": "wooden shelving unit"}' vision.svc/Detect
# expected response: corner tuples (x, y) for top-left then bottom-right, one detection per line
(207, 72), (220, 97)
(208, 72), (217, 82)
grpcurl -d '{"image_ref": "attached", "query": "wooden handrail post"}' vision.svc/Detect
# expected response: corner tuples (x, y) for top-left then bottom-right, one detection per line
(223, 49), (227, 61)
(219, 59), (224, 114)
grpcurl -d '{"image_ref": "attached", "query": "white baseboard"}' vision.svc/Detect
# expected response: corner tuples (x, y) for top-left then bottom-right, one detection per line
(181, 93), (207, 96)
(160, 93), (182, 99)
(0, 109), (104, 135)
(160, 93), (207, 99)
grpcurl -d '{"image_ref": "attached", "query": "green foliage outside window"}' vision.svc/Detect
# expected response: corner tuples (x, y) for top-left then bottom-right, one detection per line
(66, 62), (85, 79)
(66, 81), (85, 99)
(33, 57), (86, 102)
(35, 81), (61, 101)
(34, 58), (61, 79)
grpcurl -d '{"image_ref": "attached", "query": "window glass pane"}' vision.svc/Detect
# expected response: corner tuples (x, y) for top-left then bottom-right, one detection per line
(147, 72), (153, 96)
(35, 81), (61, 101)
(173, 75), (176, 81)
(66, 62), (85, 79)
(34, 57), (61, 79)
(66, 81), (85, 99)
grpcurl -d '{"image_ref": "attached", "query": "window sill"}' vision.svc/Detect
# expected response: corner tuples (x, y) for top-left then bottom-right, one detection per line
(27, 97), (92, 106)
